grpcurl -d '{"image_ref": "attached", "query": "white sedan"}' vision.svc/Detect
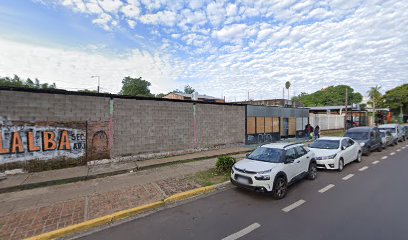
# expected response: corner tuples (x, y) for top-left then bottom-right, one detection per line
(308, 137), (362, 171)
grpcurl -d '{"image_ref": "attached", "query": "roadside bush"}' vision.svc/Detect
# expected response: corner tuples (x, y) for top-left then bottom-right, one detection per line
(216, 156), (236, 173)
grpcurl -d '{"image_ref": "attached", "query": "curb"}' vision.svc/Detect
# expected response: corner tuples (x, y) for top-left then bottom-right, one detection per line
(25, 186), (217, 240)
(2, 150), (251, 194)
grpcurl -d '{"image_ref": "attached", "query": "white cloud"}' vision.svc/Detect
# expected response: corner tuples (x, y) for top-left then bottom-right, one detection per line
(120, 3), (141, 19)
(98, 0), (123, 13)
(0, 38), (178, 94)
(140, 10), (177, 26)
(212, 24), (248, 42)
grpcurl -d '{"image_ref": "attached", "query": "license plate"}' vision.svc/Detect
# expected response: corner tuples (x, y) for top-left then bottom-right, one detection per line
(237, 177), (249, 184)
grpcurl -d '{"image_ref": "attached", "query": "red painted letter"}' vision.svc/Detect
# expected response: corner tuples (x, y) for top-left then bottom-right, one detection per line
(0, 132), (10, 154)
(27, 132), (40, 152)
(43, 131), (57, 151)
(11, 132), (24, 153)
(58, 130), (71, 150)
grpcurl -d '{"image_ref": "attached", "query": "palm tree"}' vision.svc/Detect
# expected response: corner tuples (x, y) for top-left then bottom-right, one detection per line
(285, 81), (291, 100)
(367, 85), (382, 126)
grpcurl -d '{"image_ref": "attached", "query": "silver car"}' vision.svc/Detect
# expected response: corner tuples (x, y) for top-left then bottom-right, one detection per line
(379, 130), (395, 148)
(379, 124), (406, 143)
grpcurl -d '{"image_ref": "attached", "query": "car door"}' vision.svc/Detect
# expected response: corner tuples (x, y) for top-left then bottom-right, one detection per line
(347, 138), (359, 163)
(283, 147), (301, 182)
(340, 139), (353, 164)
(295, 146), (310, 173)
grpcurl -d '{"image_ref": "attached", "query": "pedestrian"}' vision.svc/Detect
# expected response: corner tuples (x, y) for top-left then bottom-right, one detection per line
(304, 124), (310, 139)
(309, 125), (314, 140)
(314, 125), (320, 139)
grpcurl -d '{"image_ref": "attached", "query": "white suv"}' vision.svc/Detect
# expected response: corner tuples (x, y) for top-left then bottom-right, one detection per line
(231, 143), (317, 199)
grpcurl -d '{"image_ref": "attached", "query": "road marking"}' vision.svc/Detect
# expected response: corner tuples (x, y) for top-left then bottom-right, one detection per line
(402, 146), (406, 149)
(390, 152), (396, 156)
(372, 160), (380, 165)
(382, 156), (388, 160)
(318, 184), (335, 193)
(359, 166), (369, 171)
(397, 149), (401, 152)
(282, 199), (306, 212)
(342, 174), (354, 180)
(222, 223), (261, 240)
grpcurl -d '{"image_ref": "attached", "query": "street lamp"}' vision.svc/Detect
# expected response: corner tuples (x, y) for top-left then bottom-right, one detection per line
(91, 76), (100, 93)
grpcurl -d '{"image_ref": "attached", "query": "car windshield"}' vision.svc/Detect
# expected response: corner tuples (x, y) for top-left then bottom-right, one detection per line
(379, 128), (396, 133)
(309, 140), (340, 149)
(345, 132), (368, 140)
(247, 147), (283, 163)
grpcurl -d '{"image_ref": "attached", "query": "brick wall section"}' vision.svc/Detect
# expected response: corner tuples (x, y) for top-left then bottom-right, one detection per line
(112, 99), (195, 156)
(0, 90), (110, 122)
(195, 104), (245, 147)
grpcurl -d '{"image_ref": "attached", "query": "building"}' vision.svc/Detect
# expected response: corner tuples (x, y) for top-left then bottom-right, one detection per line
(308, 105), (368, 129)
(163, 92), (225, 103)
(234, 99), (304, 108)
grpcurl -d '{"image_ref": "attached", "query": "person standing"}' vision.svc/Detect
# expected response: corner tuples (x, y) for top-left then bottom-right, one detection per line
(314, 125), (320, 139)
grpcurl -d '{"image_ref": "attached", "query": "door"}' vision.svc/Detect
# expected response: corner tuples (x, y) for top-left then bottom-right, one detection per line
(295, 146), (310, 173)
(341, 139), (353, 164)
(347, 138), (359, 162)
(283, 147), (300, 182)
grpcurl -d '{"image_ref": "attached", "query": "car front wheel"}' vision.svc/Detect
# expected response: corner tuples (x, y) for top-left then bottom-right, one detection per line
(307, 162), (317, 180)
(272, 176), (287, 200)
(338, 158), (344, 172)
(355, 151), (362, 163)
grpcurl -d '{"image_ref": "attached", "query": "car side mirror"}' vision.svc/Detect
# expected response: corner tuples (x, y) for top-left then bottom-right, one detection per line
(285, 157), (294, 164)
(246, 153), (250, 157)
(341, 146), (346, 150)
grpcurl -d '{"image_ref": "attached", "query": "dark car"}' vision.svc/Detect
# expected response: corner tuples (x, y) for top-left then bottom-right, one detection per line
(344, 127), (383, 156)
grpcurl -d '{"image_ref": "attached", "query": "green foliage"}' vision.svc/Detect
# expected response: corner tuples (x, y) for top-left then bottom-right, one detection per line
(367, 85), (383, 108)
(292, 85), (363, 107)
(0, 75), (56, 89)
(383, 84), (408, 113)
(119, 76), (153, 97)
(78, 89), (98, 93)
(184, 85), (195, 94)
(285, 81), (291, 90)
(215, 156), (236, 173)
(155, 93), (166, 98)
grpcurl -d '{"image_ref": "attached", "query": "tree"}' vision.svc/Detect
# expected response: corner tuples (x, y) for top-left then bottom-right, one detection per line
(119, 76), (152, 97)
(155, 93), (166, 98)
(0, 75), (57, 89)
(291, 85), (363, 107)
(383, 84), (408, 122)
(285, 81), (291, 100)
(367, 85), (382, 125)
(184, 85), (195, 94)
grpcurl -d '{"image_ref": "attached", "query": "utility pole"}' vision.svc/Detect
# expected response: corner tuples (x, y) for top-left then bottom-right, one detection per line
(345, 88), (348, 130)
(91, 76), (100, 93)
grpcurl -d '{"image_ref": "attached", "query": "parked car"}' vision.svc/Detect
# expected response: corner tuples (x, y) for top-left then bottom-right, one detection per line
(378, 124), (406, 142)
(308, 137), (362, 172)
(379, 130), (395, 148)
(231, 143), (317, 199)
(403, 126), (408, 139)
(344, 127), (383, 155)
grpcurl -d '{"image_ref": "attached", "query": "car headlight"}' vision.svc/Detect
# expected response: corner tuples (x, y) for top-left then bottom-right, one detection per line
(360, 142), (365, 146)
(316, 154), (337, 160)
(257, 169), (272, 174)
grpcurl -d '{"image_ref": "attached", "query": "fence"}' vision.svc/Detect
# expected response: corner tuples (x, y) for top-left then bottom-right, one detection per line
(309, 113), (345, 130)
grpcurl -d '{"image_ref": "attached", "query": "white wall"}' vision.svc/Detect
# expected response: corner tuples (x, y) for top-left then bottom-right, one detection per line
(309, 113), (345, 130)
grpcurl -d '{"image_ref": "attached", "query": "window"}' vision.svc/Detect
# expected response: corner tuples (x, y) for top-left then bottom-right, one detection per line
(247, 147), (284, 163)
(341, 139), (349, 148)
(348, 139), (355, 146)
(285, 148), (297, 160)
(295, 146), (308, 157)
(370, 132), (375, 138)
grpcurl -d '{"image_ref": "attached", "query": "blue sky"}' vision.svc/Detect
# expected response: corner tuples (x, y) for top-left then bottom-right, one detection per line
(0, 0), (407, 101)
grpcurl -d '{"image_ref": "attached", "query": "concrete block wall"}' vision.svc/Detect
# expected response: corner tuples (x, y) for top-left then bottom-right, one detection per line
(112, 99), (195, 156)
(0, 90), (110, 122)
(195, 104), (245, 147)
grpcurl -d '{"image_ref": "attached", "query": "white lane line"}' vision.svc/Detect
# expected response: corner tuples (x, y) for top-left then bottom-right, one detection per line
(372, 160), (380, 165)
(342, 174), (354, 180)
(318, 184), (335, 193)
(359, 166), (369, 171)
(222, 223), (261, 240)
(402, 146), (406, 149)
(282, 199), (306, 212)
(390, 152), (396, 156)
(397, 149), (401, 152)
(382, 156), (388, 160)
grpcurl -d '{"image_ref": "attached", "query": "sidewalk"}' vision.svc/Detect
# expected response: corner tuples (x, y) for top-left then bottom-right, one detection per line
(0, 146), (252, 194)
(0, 147), (251, 240)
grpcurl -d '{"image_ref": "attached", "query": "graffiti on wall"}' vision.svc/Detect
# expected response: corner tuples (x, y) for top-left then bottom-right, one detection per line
(0, 126), (86, 164)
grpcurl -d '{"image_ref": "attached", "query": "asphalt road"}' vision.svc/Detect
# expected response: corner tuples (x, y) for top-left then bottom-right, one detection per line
(77, 142), (408, 240)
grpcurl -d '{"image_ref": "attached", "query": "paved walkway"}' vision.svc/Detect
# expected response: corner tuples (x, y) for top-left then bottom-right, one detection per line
(0, 151), (247, 240)
(0, 147), (251, 193)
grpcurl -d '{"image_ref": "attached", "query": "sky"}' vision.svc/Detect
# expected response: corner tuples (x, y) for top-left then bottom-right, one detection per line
(0, 0), (407, 101)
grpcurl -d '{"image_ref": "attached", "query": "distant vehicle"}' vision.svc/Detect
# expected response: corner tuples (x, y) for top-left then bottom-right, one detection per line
(402, 126), (408, 139)
(344, 127), (383, 155)
(308, 137), (362, 172)
(231, 143), (317, 199)
(379, 130), (395, 148)
(378, 124), (406, 142)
